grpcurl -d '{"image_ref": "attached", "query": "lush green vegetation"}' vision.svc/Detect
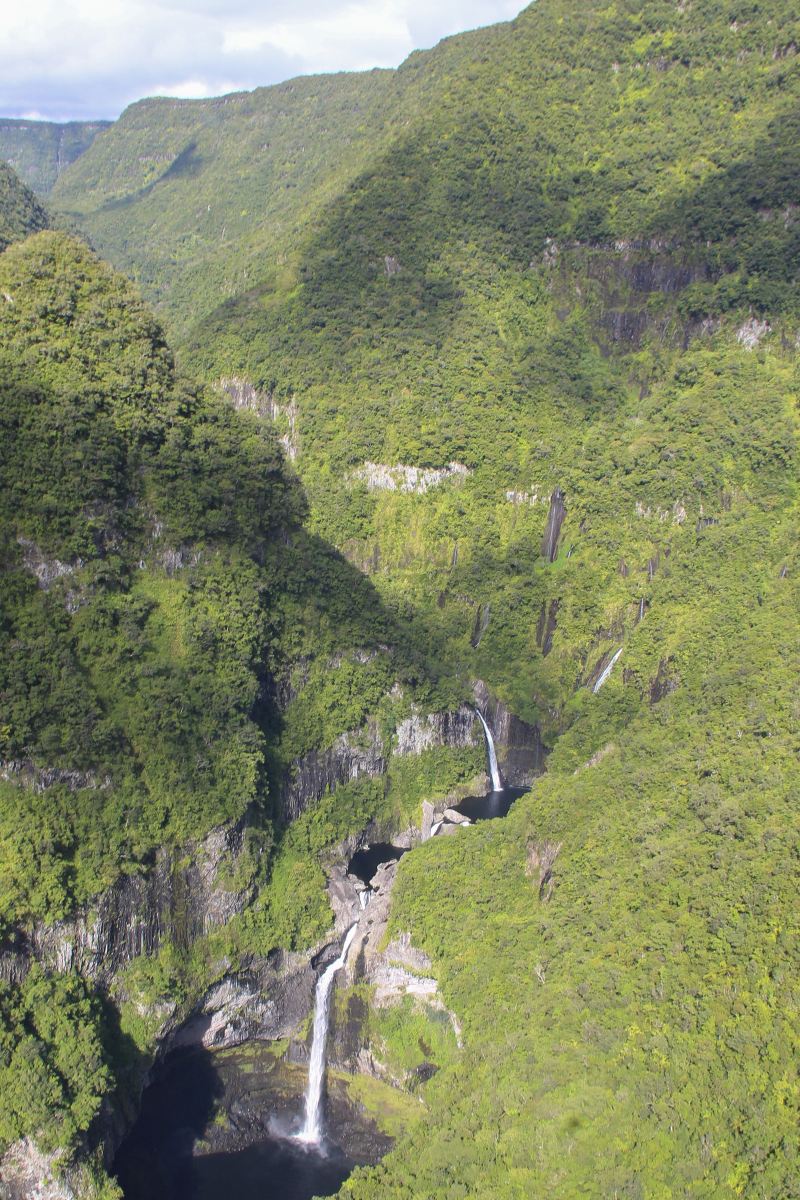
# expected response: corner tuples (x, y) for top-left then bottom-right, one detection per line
(0, 226), (462, 1166)
(51, 73), (410, 335)
(0, 968), (111, 1153)
(0, 230), (446, 937)
(0, 161), (48, 251)
(0, 231), (295, 930)
(345, 498), (799, 1198)
(0, 120), (109, 197)
(2, 0), (799, 1194)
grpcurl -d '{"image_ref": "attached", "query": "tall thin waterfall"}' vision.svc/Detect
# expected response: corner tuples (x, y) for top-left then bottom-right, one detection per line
(476, 709), (503, 792)
(593, 647), (623, 694)
(298, 924), (358, 1145)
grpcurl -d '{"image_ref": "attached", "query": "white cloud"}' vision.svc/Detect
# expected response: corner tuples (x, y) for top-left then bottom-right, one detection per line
(223, 2), (413, 68)
(151, 78), (245, 100)
(0, 0), (528, 121)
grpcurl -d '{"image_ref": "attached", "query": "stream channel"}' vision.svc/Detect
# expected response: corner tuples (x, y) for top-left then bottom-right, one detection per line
(114, 765), (526, 1197)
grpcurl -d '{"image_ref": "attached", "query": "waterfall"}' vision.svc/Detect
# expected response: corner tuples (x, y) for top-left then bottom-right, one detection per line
(358, 889), (370, 910)
(476, 709), (503, 792)
(298, 924), (358, 1145)
(593, 647), (623, 694)
(430, 820), (443, 838)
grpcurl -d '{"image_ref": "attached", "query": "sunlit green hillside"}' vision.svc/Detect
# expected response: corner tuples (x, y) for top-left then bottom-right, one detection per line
(2, 1), (799, 1194)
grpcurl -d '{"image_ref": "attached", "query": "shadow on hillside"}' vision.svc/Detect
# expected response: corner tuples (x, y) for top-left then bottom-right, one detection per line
(99, 141), (204, 214)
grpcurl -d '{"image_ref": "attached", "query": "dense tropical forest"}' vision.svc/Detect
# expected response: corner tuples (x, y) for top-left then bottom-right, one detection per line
(0, 0), (798, 1196)
(0, 120), (110, 198)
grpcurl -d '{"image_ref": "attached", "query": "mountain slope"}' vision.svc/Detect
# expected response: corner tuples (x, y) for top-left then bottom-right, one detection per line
(0, 119), (110, 196)
(0, 229), (472, 1188)
(51, 72), (405, 333)
(175, 0), (799, 740)
(0, 161), (49, 251)
(3, 1), (799, 1195)
(58, 1), (797, 1194)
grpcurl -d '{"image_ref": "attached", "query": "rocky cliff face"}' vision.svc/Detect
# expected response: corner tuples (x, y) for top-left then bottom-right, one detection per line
(0, 820), (252, 986)
(0, 1138), (76, 1200)
(473, 681), (547, 786)
(394, 704), (478, 756)
(349, 461), (470, 494)
(281, 721), (388, 822)
(0, 681), (542, 1195)
(280, 702), (481, 821)
(541, 488), (566, 563)
(547, 241), (712, 350)
(163, 947), (316, 1054)
(218, 376), (299, 460)
(325, 856), (462, 1088)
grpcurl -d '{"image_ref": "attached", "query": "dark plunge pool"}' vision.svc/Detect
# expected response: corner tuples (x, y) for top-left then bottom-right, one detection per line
(113, 1043), (391, 1200)
(347, 843), (406, 886)
(450, 785), (528, 824)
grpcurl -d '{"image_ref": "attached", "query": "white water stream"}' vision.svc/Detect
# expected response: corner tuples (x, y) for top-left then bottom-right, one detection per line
(476, 709), (503, 792)
(593, 647), (623, 693)
(297, 923), (358, 1145)
(297, 705), (503, 1145)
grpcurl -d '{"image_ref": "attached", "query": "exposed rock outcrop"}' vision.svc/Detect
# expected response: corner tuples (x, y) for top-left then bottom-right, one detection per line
(649, 658), (678, 704)
(0, 1138), (75, 1200)
(559, 242), (710, 349)
(505, 488), (541, 506)
(635, 499), (686, 524)
(471, 602), (491, 647)
(394, 704), (478, 756)
(473, 681), (546, 785)
(350, 461), (470, 494)
(536, 598), (560, 656)
(218, 376), (299, 460)
(0, 821), (253, 986)
(163, 949), (316, 1053)
(0, 760), (110, 794)
(282, 701), (484, 821)
(736, 317), (770, 350)
(541, 488), (566, 562)
(326, 861), (462, 1081)
(16, 537), (81, 590)
(281, 721), (387, 822)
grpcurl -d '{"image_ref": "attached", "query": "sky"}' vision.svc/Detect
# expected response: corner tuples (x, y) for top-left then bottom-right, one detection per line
(0, 0), (527, 122)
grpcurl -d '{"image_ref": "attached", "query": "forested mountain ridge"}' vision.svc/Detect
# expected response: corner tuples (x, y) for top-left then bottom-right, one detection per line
(51, 72), (407, 334)
(1, 0), (799, 1196)
(0, 120), (110, 197)
(0, 161), (49, 251)
(51, 0), (800, 339)
(176, 0), (800, 749)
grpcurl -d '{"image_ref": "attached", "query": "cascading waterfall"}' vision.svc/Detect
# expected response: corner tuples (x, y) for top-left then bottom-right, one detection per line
(476, 709), (503, 792)
(593, 647), (623, 693)
(297, 924), (358, 1145)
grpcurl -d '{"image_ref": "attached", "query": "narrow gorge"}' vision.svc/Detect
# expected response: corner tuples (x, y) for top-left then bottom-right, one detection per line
(107, 698), (529, 1198)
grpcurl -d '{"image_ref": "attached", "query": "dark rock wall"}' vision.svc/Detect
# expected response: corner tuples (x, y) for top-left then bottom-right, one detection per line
(0, 820), (251, 985)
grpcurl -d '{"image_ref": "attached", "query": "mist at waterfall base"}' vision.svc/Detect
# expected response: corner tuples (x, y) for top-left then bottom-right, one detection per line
(112, 1043), (381, 1200)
